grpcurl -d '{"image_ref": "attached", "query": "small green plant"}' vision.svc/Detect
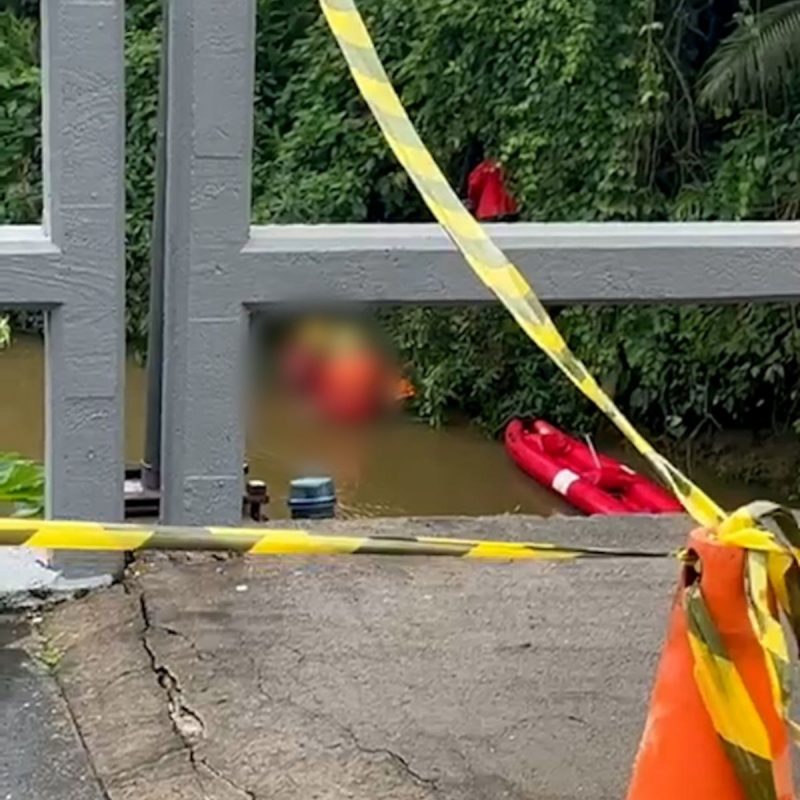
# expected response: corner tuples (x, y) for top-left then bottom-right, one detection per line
(0, 316), (10, 349)
(0, 454), (44, 516)
(35, 638), (64, 671)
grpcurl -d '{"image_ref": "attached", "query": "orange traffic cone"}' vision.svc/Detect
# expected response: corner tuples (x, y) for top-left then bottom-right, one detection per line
(626, 528), (793, 800)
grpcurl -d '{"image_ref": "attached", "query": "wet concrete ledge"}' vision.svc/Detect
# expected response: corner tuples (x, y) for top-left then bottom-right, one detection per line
(24, 514), (690, 800)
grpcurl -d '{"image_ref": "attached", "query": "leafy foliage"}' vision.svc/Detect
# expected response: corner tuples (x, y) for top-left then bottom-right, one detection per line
(0, 11), (40, 223)
(699, 0), (800, 110)
(383, 303), (800, 438)
(0, 454), (44, 516)
(253, 0), (668, 222)
(125, 0), (162, 352)
(672, 110), (800, 219)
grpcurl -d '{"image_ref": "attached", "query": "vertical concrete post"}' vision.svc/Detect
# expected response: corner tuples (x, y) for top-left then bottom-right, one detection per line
(161, 0), (256, 524)
(42, 0), (126, 579)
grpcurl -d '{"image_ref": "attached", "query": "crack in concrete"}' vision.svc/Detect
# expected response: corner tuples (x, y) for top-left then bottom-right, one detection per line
(282, 642), (307, 669)
(251, 665), (438, 793)
(136, 588), (261, 799)
(138, 593), (206, 744)
(135, 584), (434, 797)
(343, 730), (439, 790)
(155, 622), (214, 663)
(192, 753), (257, 800)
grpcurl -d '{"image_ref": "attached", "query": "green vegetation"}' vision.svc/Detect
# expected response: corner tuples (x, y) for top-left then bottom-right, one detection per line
(34, 638), (64, 671)
(381, 304), (800, 438)
(0, 454), (44, 516)
(698, 0), (800, 109)
(0, 10), (39, 224)
(1, 1), (798, 466)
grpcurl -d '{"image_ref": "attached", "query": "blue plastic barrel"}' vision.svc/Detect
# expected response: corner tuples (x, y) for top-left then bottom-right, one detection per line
(288, 476), (337, 519)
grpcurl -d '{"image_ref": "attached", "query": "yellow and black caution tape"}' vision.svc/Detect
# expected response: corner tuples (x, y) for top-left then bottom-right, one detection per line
(317, 2), (799, 796)
(0, 517), (673, 560)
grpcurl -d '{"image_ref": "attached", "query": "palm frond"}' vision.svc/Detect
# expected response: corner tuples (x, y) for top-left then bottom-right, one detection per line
(698, 0), (800, 109)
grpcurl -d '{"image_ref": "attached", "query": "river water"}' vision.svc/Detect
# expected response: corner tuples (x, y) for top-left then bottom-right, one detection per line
(0, 337), (772, 519)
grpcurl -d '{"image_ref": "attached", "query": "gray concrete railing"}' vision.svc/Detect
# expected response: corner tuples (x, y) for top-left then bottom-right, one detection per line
(0, 0), (125, 580)
(161, 0), (800, 525)
(2, 1), (799, 553)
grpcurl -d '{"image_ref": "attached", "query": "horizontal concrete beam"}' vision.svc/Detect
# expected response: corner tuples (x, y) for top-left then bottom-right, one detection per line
(0, 226), (62, 308)
(0, 225), (58, 253)
(239, 222), (800, 305)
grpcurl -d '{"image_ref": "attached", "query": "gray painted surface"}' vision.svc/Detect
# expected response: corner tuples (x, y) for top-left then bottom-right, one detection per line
(241, 222), (800, 305)
(160, 0), (254, 525)
(0, 0), (126, 581)
(0, 227), (61, 307)
(159, 0), (800, 526)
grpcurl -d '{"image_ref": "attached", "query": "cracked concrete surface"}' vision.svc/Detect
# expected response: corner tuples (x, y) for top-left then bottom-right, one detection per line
(41, 515), (690, 799)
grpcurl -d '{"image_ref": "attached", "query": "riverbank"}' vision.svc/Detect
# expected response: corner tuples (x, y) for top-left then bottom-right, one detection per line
(657, 429), (799, 506)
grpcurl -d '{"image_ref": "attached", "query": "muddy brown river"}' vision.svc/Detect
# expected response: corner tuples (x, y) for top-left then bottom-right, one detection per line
(0, 336), (774, 519)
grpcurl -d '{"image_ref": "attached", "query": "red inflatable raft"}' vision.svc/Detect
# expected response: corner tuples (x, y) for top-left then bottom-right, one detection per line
(504, 419), (682, 515)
